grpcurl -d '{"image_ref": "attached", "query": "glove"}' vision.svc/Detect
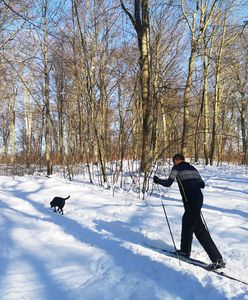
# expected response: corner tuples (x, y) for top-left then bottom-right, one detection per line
(153, 175), (160, 184)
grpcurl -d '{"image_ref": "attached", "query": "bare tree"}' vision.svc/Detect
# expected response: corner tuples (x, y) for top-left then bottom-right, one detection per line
(232, 33), (248, 164)
(181, 0), (218, 157)
(41, 0), (52, 175)
(120, 2), (152, 163)
(120, 0), (153, 195)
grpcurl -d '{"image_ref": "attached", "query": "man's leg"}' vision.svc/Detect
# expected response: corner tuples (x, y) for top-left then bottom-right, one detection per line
(193, 213), (223, 262)
(180, 210), (194, 257)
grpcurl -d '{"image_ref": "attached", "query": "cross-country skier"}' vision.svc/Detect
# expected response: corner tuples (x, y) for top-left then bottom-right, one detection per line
(153, 153), (225, 269)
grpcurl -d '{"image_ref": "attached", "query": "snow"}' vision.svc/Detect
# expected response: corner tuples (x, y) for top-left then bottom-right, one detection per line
(0, 165), (248, 300)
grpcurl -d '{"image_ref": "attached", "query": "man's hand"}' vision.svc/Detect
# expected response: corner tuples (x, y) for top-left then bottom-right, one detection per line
(153, 175), (160, 184)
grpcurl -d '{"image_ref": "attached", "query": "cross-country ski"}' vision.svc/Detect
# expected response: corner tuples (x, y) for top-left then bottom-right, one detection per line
(144, 243), (248, 286)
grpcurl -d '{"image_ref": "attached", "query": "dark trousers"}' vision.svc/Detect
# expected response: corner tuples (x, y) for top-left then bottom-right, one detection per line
(180, 209), (223, 262)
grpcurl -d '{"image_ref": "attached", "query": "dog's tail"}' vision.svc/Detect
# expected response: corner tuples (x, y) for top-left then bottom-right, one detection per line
(64, 195), (70, 200)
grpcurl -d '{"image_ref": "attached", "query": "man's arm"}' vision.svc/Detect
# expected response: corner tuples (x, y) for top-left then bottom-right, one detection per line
(153, 168), (178, 187)
(199, 176), (205, 189)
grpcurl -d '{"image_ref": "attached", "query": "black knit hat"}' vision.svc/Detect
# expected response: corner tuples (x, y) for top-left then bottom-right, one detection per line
(172, 153), (185, 161)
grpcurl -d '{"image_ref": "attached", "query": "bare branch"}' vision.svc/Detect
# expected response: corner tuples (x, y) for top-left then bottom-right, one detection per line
(120, 0), (136, 28)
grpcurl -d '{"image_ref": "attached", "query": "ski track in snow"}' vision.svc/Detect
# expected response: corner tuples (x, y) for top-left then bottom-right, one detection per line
(0, 165), (248, 300)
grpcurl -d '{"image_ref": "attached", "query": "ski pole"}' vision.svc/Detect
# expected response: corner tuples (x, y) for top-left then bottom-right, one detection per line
(157, 184), (181, 266)
(200, 211), (209, 232)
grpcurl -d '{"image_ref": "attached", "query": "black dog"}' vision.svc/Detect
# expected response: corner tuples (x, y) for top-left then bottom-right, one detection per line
(50, 195), (70, 214)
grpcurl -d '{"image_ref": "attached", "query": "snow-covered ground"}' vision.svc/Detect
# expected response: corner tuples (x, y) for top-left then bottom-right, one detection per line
(0, 164), (248, 300)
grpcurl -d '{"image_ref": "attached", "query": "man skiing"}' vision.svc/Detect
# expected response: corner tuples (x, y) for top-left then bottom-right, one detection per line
(153, 153), (225, 269)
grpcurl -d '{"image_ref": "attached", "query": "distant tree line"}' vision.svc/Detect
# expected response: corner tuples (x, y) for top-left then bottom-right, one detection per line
(0, 0), (247, 191)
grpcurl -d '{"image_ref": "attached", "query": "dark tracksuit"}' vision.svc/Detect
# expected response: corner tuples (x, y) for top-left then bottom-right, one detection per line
(157, 161), (223, 263)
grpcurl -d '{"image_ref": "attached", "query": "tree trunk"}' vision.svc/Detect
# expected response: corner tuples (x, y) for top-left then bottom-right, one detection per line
(181, 48), (196, 156)
(210, 18), (226, 165)
(43, 0), (52, 175)
(120, 0), (152, 195)
(240, 95), (247, 164)
(209, 65), (220, 165)
(10, 93), (16, 165)
(202, 45), (211, 165)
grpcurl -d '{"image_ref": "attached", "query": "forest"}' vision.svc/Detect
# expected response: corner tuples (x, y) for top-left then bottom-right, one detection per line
(0, 0), (247, 192)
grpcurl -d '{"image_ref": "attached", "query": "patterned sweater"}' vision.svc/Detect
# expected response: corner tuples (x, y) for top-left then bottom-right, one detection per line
(158, 161), (205, 210)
